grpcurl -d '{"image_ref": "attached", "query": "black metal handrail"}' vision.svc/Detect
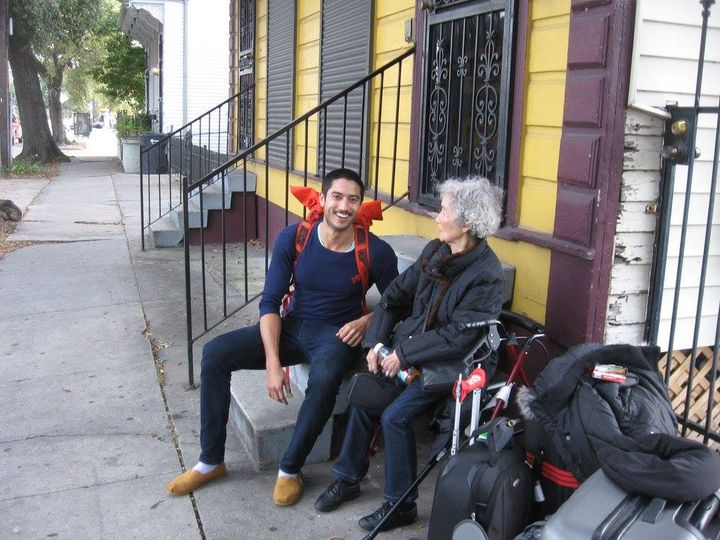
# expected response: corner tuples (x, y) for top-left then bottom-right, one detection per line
(647, 0), (719, 448)
(182, 47), (415, 385)
(139, 84), (255, 249)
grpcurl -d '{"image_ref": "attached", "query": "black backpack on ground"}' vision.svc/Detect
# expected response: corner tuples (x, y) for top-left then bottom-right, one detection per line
(428, 419), (532, 540)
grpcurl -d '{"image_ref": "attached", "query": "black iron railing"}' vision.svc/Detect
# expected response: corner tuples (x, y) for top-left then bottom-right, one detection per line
(139, 84), (255, 250)
(647, 0), (719, 447)
(182, 47), (415, 385)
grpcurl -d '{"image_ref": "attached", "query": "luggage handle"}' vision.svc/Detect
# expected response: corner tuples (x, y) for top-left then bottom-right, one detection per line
(640, 498), (665, 524)
(693, 490), (720, 532)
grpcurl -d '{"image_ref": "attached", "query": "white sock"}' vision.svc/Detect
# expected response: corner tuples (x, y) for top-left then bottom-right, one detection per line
(193, 462), (219, 474)
(278, 469), (297, 479)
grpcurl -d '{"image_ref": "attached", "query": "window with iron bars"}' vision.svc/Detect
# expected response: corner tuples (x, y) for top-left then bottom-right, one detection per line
(417, 0), (515, 208)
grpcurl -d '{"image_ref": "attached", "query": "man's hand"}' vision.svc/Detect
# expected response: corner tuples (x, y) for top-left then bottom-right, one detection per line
(366, 348), (380, 374)
(380, 351), (401, 378)
(266, 363), (291, 404)
(336, 313), (372, 347)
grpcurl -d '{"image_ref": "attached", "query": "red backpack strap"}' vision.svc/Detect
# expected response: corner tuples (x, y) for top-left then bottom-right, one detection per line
(353, 225), (372, 313)
(293, 219), (314, 265)
(282, 219), (315, 380)
(281, 220), (315, 318)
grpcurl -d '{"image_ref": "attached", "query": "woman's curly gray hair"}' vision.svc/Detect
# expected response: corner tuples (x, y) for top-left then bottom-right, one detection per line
(438, 176), (503, 239)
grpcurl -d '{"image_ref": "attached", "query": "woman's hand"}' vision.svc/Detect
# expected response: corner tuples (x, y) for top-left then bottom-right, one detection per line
(336, 313), (372, 347)
(380, 351), (401, 378)
(366, 348), (380, 374)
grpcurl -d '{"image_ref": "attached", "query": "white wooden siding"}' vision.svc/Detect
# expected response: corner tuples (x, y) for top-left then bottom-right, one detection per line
(606, 110), (663, 344)
(160, 2), (185, 134)
(186, 0), (230, 151)
(608, 0), (720, 350)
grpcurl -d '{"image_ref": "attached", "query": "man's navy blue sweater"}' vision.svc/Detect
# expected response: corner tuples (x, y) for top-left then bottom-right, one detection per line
(259, 222), (398, 327)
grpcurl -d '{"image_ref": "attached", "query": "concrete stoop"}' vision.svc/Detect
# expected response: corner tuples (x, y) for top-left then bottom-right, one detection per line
(150, 170), (257, 248)
(229, 371), (334, 471)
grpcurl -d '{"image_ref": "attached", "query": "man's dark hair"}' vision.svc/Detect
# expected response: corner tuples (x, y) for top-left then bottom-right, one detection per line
(321, 168), (365, 200)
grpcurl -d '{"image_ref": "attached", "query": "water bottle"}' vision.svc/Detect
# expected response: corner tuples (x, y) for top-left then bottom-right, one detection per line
(398, 367), (419, 385)
(373, 343), (418, 385)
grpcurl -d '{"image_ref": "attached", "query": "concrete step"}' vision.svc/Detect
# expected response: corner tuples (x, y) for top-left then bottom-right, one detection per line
(149, 169), (257, 247)
(195, 183), (233, 211)
(225, 168), (257, 192)
(229, 370), (333, 471)
(175, 199), (208, 229)
(186, 168), (258, 211)
(150, 215), (184, 248)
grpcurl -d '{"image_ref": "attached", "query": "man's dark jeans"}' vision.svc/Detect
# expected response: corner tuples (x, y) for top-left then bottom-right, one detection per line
(332, 380), (440, 502)
(199, 317), (359, 473)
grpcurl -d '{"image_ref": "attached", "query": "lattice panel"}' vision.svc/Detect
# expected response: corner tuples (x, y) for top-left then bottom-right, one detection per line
(659, 347), (720, 451)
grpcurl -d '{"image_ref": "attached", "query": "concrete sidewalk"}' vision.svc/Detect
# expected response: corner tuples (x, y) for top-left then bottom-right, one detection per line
(0, 130), (436, 539)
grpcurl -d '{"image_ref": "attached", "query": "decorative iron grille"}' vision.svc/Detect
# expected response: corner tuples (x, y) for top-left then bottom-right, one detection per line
(236, 0), (254, 151)
(418, 1), (514, 206)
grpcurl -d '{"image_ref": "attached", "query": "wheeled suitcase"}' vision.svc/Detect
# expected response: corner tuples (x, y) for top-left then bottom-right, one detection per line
(428, 440), (532, 540)
(543, 469), (720, 540)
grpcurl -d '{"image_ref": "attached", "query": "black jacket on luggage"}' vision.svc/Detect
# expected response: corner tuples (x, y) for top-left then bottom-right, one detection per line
(518, 344), (677, 483)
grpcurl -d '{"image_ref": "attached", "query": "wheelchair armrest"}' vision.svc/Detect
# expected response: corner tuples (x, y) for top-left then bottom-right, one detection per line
(499, 309), (544, 335)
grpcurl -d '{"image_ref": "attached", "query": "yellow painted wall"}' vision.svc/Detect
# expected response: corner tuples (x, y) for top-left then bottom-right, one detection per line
(255, 0), (267, 160)
(503, 0), (568, 322)
(248, 0), (570, 324)
(368, 1), (415, 200)
(518, 1), (570, 234)
(293, 0), (320, 174)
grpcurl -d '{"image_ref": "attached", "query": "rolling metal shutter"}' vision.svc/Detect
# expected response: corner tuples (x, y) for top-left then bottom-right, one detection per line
(319, 0), (371, 177)
(267, 0), (295, 167)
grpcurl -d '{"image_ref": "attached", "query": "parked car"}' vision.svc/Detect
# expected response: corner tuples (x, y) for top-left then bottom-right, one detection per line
(11, 113), (22, 144)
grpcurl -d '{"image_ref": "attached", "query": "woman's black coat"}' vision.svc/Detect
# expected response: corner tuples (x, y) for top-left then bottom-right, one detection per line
(363, 238), (504, 371)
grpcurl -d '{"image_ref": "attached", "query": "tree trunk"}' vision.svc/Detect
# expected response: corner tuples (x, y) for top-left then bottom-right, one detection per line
(48, 55), (68, 146)
(8, 31), (68, 163)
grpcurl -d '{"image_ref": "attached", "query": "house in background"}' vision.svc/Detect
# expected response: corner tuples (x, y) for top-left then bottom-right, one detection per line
(119, 0), (230, 134)
(124, 0), (719, 457)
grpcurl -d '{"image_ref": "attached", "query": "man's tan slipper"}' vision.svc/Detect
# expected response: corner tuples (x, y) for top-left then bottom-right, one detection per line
(166, 463), (227, 495)
(272, 474), (304, 506)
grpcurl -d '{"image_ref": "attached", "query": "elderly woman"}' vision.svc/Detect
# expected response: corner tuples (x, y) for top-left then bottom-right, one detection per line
(314, 176), (505, 532)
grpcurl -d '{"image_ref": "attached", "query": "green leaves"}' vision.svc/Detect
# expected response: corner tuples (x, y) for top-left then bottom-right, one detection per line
(91, 31), (145, 112)
(115, 113), (151, 140)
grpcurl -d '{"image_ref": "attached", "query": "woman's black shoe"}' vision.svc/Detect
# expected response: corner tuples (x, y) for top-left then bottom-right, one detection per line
(358, 501), (417, 532)
(314, 478), (361, 512)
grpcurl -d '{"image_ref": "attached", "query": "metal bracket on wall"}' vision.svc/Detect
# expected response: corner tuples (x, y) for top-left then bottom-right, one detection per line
(661, 107), (701, 165)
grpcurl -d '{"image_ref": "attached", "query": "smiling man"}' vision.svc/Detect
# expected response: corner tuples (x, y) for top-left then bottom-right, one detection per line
(165, 168), (398, 506)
